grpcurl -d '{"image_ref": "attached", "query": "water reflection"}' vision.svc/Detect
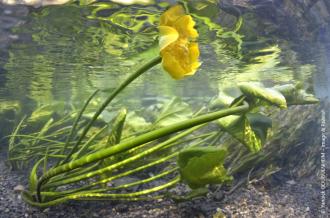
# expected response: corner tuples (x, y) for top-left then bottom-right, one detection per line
(0, 0), (327, 113)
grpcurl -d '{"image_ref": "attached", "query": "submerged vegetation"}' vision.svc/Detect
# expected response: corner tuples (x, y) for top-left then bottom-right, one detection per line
(4, 3), (319, 208)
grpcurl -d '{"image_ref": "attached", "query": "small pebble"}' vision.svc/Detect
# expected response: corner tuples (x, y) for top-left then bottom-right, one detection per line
(13, 184), (25, 192)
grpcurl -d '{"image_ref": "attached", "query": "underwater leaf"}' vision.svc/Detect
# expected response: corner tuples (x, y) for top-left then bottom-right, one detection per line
(153, 97), (192, 128)
(218, 113), (271, 152)
(209, 93), (235, 111)
(43, 147), (50, 174)
(27, 105), (53, 123)
(107, 108), (127, 146)
(119, 98), (192, 136)
(178, 147), (232, 189)
(27, 102), (65, 123)
(29, 158), (44, 192)
(8, 116), (26, 153)
(246, 113), (272, 144)
(274, 84), (319, 105)
(124, 111), (152, 134)
(32, 118), (54, 147)
(239, 82), (287, 109)
(99, 108), (127, 179)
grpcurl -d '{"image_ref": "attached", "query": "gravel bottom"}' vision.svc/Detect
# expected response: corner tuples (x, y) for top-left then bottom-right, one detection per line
(0, 155), (327, 218)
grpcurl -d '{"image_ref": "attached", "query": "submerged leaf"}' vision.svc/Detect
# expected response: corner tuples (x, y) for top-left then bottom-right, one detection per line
(153, 97), (192, 128)
(178, 147), (232, 189)
(27, 102), (65, 123)
(239, 82), (287, 109)
(107, 108), (127, 146)
(124, 111), (152, 134)
(209, 93), (235, 111)
(29, 158), (44, 192)
(218, 113), (271, 152)
(246, 113), (272, 143)
(274, 84), (319, 105)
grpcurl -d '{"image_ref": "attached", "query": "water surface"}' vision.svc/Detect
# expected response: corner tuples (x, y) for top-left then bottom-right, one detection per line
(0, 0), (329, 114)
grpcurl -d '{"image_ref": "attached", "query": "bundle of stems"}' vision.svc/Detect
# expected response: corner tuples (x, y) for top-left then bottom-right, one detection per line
(17, 57), (249, 207)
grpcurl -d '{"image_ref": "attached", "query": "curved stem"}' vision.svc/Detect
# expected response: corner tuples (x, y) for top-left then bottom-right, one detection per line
(36, 102), (249, 201)
(45, 127), (211, 193)
(36, 168), (178, 198)
(26, 177), (179, 208)
(36, 56), (162, 202)
(44, 125), (200, 188)
(60, 89), (99, 164)
(67, 56), (162, 161)
(50, 152), (178, 195)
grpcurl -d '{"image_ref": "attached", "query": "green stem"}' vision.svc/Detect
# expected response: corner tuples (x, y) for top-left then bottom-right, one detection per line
(71, 124), (109, 160)
(60, 89), (100, 164)
(25, 177), (179, 208)
(8, 135), (67, 144)
(46, 127), (210, 193)
(68, 56), (162, 161)
(8, 116), (26, 153)
(44, 125), (200, 188)
(49, 152), (178, 195)
(36, 56), (161, 202)
(37, 102), (248, 201)
(36, 168), (178, 198)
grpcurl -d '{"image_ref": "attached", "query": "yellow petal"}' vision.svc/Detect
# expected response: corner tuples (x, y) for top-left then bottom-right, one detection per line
(160, 4), (185, 26)
(159, 26), (179, 51)
(187, 42), (201, 74)
(174, 15), (198, 39)
(161, 51), (186, 80)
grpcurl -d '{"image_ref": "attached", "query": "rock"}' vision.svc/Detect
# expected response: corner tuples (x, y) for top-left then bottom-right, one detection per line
(13, 184), (24, 192)
(286, 180), (296, 185)
(115, 203), (128, 212)
(213, 191), (224, 201)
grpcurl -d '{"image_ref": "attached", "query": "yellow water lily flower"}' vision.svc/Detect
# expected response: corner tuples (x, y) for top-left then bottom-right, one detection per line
(159, 5), (201, 80)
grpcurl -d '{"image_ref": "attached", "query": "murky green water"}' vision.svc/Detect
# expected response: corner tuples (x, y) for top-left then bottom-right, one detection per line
(1, 0), (329, 113)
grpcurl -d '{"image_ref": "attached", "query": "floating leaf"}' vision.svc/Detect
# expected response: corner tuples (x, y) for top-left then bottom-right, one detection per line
(239, 82), (287, 109)
(178, 147), (232, 189)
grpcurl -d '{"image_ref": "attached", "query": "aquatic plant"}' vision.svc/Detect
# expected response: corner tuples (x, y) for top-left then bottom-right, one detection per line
(6, 4), (319, 208)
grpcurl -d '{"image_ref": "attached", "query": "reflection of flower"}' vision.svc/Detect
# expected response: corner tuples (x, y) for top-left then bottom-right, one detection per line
(159, 5), (201, 80)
